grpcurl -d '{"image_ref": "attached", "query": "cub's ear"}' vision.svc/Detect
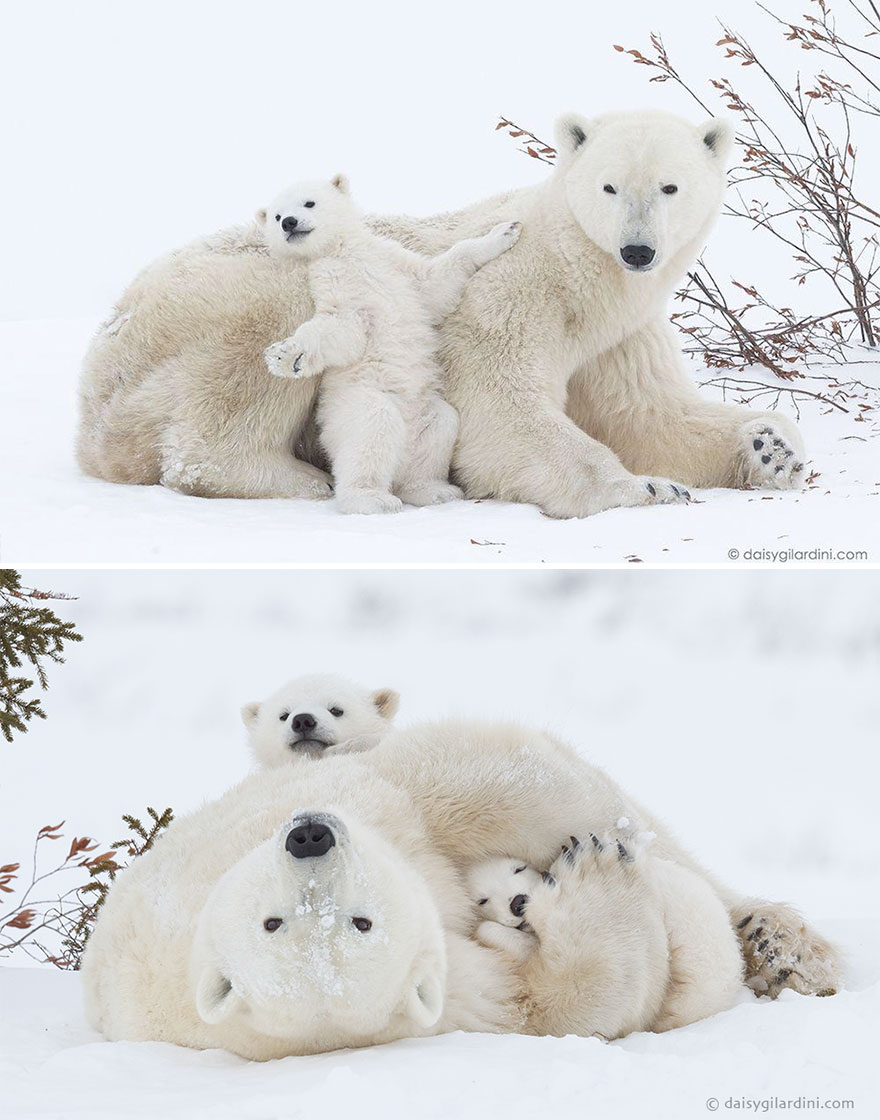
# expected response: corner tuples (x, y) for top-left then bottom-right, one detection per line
(195, 965), (244, 1025)
(331, 173), (350, 195)
(699, 117), (735, 161)
(372, 688), (400, 720)
(240, 701), (261, 729)
(553, 112), (590, 158)
(255, 208), (267, 225)
(405, 967), (444, 1030)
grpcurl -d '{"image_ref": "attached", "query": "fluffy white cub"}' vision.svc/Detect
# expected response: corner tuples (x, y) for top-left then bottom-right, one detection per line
(257, 175), (521, 514)
(242, 673), (399, 766)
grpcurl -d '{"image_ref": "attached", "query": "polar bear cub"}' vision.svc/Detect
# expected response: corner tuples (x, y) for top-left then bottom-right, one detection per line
(468, 833), (744, 1032)
(257, 176), (521, 514)
(242, 673), (400, 766)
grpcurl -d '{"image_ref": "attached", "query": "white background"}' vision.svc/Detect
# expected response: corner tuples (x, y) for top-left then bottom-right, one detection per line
(0, 0), (823, 321)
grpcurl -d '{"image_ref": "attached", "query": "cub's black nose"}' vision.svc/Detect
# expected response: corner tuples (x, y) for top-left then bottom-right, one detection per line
(620, 244), (656, 268)
(286, 819), (336, 859)
(281, 216), (299, 233)
(510, 894), (527, 918)
(292, 712), (317, 733)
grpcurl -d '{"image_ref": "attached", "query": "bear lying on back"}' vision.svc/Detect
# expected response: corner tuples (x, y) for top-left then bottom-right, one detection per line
(257, 175), (521, 514)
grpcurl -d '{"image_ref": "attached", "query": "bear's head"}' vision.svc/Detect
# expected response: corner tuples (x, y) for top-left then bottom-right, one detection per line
(241, 673), (400, 765)
(257, 175), (360, 260)
(467, 857), (544, 930)
(191, 809), (446, 1053)
(552, 109), (734, 274)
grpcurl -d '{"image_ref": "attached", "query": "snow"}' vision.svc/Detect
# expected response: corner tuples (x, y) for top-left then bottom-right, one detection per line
(1, 317), (878, 564)
(1, 572), (878, 1116)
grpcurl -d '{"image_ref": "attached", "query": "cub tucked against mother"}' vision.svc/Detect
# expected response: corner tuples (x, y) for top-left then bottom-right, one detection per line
(77, 109), (805, 518)
(81, 720), (839, 1058)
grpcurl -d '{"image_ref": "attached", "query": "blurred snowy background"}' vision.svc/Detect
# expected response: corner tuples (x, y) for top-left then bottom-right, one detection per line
(2, 0), (878, 563)
(2, 568), (878, 924)
(1, 569), (877, 1118)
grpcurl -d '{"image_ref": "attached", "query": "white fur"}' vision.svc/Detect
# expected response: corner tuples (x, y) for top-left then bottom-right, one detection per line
(82, 720), (840, 1058)
(258, 177), (520, 514)
(469, 842), (744, 1032)
(242, 673), (399, 766)
(76, 110), (806, 515)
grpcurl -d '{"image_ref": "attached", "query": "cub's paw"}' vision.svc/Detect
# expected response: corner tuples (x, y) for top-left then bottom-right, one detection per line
(397, 481), (463, 507)
(476, 221), (522, 266)
(736, 419), (806, 490)
(335, 487), (404, 516)
(731, 900), (841, 999)
(638, 477), (691, 505)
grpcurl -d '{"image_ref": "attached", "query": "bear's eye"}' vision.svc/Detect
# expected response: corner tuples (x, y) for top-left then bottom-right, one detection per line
(275, 214), (281, 221)
(264, 917), (283, 932)
(329, 707), (344, 717)
(514, 866), (526, 874)
(352, 917), (372, 932)
(304, 200), (316, 208)
(279, 710), (290, 722)
(662, 184), (678, 195)
(603, 184), (616, 195)
(477, 898), (489, 906)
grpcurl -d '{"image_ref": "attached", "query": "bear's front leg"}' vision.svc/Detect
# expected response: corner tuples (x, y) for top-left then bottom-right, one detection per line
(519, 835), (668, 1039)
(264, 319), (325, 380)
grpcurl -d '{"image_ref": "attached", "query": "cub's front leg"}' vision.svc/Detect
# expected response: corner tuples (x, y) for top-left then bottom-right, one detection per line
(264, 311), (367, 379)
(421, 221), (521, 319)
(521, 835), (668, 1039)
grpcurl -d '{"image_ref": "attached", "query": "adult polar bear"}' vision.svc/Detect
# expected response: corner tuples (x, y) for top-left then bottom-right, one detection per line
(81, 722), (839, 1059)
(77, 111), (805, 517)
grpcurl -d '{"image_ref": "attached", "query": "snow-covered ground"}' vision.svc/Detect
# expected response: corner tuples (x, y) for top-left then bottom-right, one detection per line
(1, 317), (878, 565)
(1, 572), (877, 1117)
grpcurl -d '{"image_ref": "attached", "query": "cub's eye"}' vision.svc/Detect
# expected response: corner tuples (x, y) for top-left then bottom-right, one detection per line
(329, 707), (344, 717)
(304, 200), (316, 208)
(603, 184), (616, 195)
(514, 866), (526, 874)
(279, 710), (290, 721)
(264, 917), (283, 932)
(275, 214), (281, 221)
(352, 917), (372, 932)
(477, 898), (489, 906)
(662, 184), (678, 195)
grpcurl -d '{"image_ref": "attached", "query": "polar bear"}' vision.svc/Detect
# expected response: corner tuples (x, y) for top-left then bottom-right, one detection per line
(467, 833), (744, 1031)
(81, 721), (840, 1058)
(76, 109), (805, 516)
(241, 673), (399, 765)
(257, 175), (520, 513)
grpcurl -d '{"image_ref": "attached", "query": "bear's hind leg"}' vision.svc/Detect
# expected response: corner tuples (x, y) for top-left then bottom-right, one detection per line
(319, 381), (406, 515)
(396, 391), (463, 507)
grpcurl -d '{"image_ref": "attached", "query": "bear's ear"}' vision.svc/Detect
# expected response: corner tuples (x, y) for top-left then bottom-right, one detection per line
(405, 968), (445, 1030)
(553, 112), (590, 159)
(255, 208), (267, 225)
(331, 173), (350, 195)
(699, 118), (735, 161)
(372, 688), (400, 720)
(240, 701), (261, 729)
(195, 965), (244, 1025)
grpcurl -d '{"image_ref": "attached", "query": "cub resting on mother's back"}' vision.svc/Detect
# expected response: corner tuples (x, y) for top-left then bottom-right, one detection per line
(81, 721), (839, 1059)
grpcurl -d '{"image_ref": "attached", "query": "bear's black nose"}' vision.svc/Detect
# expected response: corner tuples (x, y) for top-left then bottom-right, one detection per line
(510, 894), (527, 918)
(292, 712), (317, 733)
(286, 819), (336, 859)
(620, 244), (656, 268)
(281, 216), (299, 233)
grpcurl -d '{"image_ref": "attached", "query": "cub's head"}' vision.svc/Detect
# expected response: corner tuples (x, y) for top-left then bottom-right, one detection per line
(257, 174), (359, 260)
(242, 673), (400, 766)
(192, 810), (446, 1053)
(553, 109), (734, 273)
(467, 857), (544, 930)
